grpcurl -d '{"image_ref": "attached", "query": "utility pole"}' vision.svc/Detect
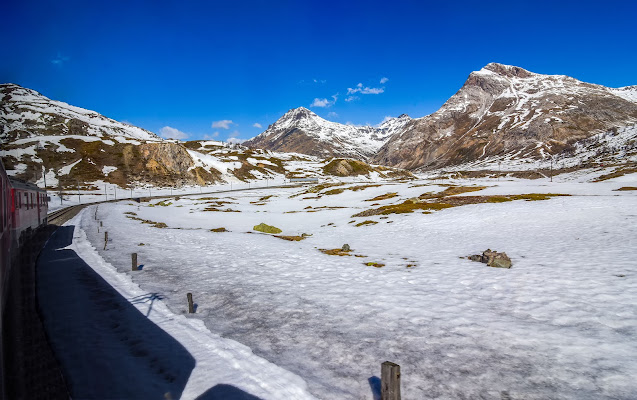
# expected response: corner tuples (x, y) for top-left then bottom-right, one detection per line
(105, 184), (108, 201)
(42, 166), (47, 189)
(550, 158), (553, 182)
(76, 181), (81, 204)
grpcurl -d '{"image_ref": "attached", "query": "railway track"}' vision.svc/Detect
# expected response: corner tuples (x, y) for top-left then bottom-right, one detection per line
(45, 182), (306, 227)
(47, 204), (92, 226)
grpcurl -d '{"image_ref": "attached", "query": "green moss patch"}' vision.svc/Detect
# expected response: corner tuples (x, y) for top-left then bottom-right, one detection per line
(365, 262), (385, 268)
(253, 223), (282, 234)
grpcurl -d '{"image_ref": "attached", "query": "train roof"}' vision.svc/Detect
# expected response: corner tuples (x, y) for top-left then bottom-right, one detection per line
(8, 177), (47, 193)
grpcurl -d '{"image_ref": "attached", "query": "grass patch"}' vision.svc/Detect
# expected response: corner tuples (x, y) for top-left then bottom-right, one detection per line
(365, 262), (385, 268)
(352, 201), (453, 217)
(486, 196), (512, 203)
(508, 193), (570, 201)
(203, 206), (240, 212)
(290, 183), (345, 198)
(126, 215), (168, 228)
(366, 192), (398, 201)
(210, 227), (228, 232)
(355, 220), (378, 227)
(324, 188), (345, 195)
(320, 248), (352, 256)
(594, 166), (637, 182)
(419, 185), (487, 199)
(353, 192), (569, 217)
(274, 235), (306, 241)
(616, 186), (637, 191)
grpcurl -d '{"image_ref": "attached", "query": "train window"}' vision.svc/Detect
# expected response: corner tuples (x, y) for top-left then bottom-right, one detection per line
(25, 193), (28, 209)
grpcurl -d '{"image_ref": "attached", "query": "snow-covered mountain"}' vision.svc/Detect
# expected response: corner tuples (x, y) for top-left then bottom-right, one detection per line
(245, 107), (411, 160)
(0, 83), (161, 143)
(0, 84), (411, 188)
(373, 63), (637, 170)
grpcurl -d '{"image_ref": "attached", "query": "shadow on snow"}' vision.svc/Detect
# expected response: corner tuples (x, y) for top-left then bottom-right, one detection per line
(36, 225), (194, 399)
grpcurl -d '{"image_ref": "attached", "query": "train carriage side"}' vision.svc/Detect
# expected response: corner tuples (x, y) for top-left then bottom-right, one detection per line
(8, 178), (48, 248)
(0, 166), (11, 307)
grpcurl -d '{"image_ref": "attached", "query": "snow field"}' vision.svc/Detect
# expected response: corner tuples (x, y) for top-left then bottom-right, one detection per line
(65, 211), (315, 399)
(78, 173), (637, 399)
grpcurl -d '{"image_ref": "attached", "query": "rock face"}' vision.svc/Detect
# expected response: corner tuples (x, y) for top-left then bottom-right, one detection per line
(468, 249), (512, 269)
(373, 63), (637, 170)
(245, 107), (411, 160)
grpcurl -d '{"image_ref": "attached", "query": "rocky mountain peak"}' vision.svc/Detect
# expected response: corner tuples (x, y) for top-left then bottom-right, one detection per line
(373, 63), (637, 170)
(482, 63), (534, 79)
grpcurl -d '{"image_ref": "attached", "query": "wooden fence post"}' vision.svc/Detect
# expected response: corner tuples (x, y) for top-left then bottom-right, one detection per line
(381, 361), (401, 400)
(187, 293), (194, 313)
(103, 231), (108, 250)
(131, 253), (137, 271)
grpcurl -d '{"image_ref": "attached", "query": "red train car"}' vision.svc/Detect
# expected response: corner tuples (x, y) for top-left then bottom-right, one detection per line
(8, 178), (48, 246)
(0, 163), (12, 307)
(0, 162), (48, 317)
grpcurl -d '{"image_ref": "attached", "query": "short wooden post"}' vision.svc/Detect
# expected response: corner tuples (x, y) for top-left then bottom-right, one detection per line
(187, 293), (194, 313)
(103, 231), (108, 250)
(131, 253), (137, 271)
(100, 221), (103, 227)
(381, 361), (401, 400)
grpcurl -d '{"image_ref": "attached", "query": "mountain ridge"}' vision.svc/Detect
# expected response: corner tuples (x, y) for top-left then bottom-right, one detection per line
(244, 107), (411, 160)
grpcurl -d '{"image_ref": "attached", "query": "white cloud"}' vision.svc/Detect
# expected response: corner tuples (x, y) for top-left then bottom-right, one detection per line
(310, 93), (338, 108)
(376, 116), (393, 127)
(227, 131), (245, 144)
(327, 112), (339, 119)
(211, 120), (234, 129)
(311, 98), (331, 107)
(159, 126), (188, 140)
(380, 77), (389, 84)
(347, 82), (385, 95)
(345, 96), (359, 102)
(203, 131), (220, 140)
(253, 123), (263, 129)
(51, 52), (69, 67)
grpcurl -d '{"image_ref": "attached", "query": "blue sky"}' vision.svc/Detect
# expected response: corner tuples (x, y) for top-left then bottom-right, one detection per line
(2, 0), (636, 142)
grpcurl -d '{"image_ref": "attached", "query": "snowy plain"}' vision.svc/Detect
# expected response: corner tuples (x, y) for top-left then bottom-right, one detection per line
(67, 170), (636, 399)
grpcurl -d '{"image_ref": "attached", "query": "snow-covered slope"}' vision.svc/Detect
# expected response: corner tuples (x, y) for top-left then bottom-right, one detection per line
(373, 63), (637, 170)
(245, 107), (411, 160)
(0, 83), (161, 143)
